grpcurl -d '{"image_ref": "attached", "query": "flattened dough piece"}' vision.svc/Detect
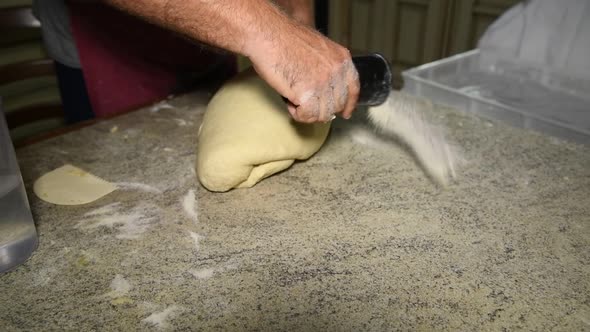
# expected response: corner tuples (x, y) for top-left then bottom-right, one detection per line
(196, 69), (331, 192)
(34, 164), (116, 205)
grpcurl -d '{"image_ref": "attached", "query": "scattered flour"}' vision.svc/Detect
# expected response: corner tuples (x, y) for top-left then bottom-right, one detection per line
(142, 305), (182, 330)
(182, 190), (198, 222)
(78, 203), (159, 239)
(32, 266), (58, 286)
(149, 100), (175, 113)
(84, 203), (122, 217)
(188, 231), (204, 250)
(368, 91), (460, 186)
(32, 247), (74, 286)
(188, 260), (239, 280)
(174, 118), (188, 126)
(189, 268), (215, 280)
(108, 274), (132, 296)
(116, 182), (162, 194)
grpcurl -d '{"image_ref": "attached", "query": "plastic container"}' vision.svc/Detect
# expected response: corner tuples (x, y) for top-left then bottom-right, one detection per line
(402, 50), (590, 144)
(0, 102), (38, 273)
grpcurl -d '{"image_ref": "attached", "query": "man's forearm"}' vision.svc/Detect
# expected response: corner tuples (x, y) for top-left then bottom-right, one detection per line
(272, 0), (314, 26)
(103, 0), (293, 58)
(103, 0), (359, 123)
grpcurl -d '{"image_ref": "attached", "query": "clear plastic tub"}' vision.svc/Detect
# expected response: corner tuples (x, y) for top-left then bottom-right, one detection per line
(0, 102), (38, 273)
(402, 50), (590, 144)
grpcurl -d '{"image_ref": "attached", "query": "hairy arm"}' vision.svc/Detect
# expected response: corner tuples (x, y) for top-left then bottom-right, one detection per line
(103, 0), (359, 123)
(272, 0), (314, 26)
(103, 0), (287, 58)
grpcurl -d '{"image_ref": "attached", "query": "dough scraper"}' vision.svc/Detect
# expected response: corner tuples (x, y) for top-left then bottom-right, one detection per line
(351, 53), (392, 107)
(353, 53), (458, 186)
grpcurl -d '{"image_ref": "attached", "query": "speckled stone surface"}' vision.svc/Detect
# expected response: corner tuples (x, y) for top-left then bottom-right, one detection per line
(0, 91), (589, 331)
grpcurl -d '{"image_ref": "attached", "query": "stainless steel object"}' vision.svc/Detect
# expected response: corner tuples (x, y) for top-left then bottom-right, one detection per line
(0, 101), (38, 273)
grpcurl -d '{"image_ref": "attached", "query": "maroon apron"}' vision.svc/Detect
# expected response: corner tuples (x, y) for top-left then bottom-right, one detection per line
(69, 3), (235, 117)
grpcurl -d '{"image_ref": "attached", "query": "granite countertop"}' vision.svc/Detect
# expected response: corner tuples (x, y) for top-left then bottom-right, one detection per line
(1, 91), (589, 331)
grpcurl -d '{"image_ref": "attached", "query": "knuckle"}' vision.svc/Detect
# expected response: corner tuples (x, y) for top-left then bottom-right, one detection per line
(298, 108), (317, 123)
(338, 46), (351, 57)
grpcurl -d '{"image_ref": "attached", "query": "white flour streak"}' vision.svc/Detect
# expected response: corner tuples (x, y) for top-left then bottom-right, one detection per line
(182, 190), (198, 222)
(91, 213), (156, 240)
(174, 118), (188, 126)
(149, 100), (175, 113)
(188, 231), (204, 250)
(33, 266), (58, 286)
(116, 182), (162, 194)
(189, 268), (215, 280)
(142, 305), (182, 330)
(188, 260), (239, 281)
(77, 203), (159, 240)
(84, 203), (122, 217)
(109, 274), (132, 295)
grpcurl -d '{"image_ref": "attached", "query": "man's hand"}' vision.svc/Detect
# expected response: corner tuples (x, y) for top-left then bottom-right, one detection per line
(103, 0), (360, 123)
(246, 19), (359, 123)
(242, 1), (358, 122)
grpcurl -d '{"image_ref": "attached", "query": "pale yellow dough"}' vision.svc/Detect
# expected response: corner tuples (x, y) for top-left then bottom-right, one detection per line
(196, 69), (331, 192)
(34, 164), (116, 205)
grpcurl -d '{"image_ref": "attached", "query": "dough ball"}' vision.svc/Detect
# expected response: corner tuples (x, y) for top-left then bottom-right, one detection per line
(196, 69), (331, 192)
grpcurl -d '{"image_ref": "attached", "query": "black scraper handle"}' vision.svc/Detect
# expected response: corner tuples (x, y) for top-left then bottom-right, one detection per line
(281, 53), (392, 108)
(352, 53), (392, 106)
